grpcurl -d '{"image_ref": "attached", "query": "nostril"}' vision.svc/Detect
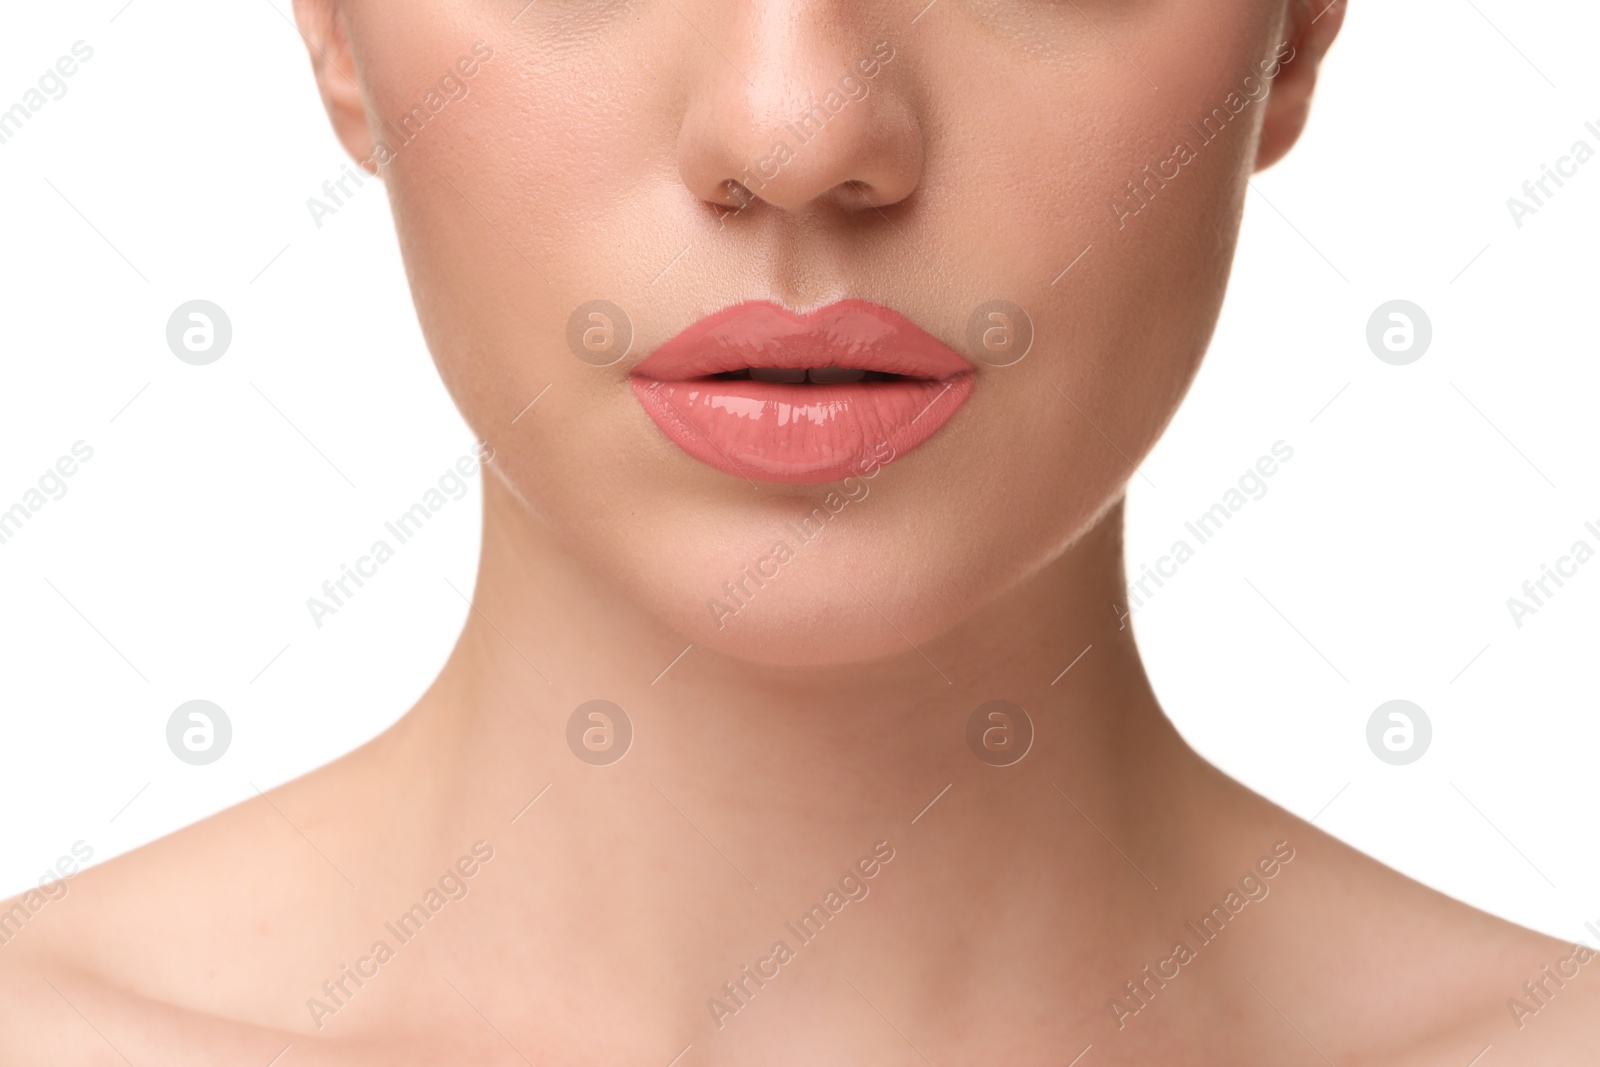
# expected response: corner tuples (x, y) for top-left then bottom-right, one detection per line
(676, 42), (923, 217)
(720, 179), (757, 209)
(837, 179), (874, 205)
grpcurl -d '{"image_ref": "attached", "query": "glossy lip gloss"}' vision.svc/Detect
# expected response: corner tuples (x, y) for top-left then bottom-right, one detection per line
(630, 300), (975, 484)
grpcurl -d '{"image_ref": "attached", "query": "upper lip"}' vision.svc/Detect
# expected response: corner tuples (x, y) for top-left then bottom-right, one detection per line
(631, 299), (974, 382)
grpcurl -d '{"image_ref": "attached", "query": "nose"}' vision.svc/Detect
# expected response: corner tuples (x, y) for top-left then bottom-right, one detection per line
(675, 16), (923, 215)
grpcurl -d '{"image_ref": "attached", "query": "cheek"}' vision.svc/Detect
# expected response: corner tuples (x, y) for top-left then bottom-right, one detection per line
(368, 38), (664, 470)
(894, 18), (1270, 568)
(348, 3), (1278, 664)
(928, 9), (1268, 357)
(375, 14), (731, 425)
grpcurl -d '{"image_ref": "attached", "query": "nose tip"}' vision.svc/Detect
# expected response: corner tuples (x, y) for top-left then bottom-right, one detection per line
(676, 38), (922, 215)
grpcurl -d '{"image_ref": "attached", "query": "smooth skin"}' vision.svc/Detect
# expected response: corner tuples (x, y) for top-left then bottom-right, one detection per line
(3, 0), (1595, 1062)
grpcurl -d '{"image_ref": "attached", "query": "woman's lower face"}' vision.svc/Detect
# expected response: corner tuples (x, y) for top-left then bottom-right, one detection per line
(337, 0), (1287, 664)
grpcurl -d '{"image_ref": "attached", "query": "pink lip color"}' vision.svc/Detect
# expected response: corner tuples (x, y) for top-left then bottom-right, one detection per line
(630, 300), (974, 483)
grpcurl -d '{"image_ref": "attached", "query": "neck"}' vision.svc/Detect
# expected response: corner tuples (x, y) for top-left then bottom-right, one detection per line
(387, 474), (1228, 1052)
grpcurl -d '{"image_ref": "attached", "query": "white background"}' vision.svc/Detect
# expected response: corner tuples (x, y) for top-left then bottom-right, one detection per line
(1, 1), (1596, 944)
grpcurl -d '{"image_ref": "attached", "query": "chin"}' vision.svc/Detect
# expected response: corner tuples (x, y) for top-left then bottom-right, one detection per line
(604, 491), (1073, 670)
(651, 573), (959, 670)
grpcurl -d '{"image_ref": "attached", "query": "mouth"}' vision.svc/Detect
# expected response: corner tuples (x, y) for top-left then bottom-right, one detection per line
(629, 300), (975, 484)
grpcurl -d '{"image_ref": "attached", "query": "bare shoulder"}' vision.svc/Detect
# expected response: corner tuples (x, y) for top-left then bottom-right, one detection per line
(1211, 787), (1600, 1066)
(1372, 972), (1600, 1066)
(0, 737), (422, 1062)
(0, 814), (306, 1064)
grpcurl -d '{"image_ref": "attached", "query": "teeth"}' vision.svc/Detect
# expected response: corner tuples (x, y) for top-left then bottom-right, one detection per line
(807, 366), (867, 384)
(749, 367), (808, 383)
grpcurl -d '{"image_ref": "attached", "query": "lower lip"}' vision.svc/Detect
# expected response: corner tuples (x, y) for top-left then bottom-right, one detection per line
(630, 374), (974, 484)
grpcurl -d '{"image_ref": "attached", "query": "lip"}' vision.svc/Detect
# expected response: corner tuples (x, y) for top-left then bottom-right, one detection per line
(630, 300), (974, 483)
